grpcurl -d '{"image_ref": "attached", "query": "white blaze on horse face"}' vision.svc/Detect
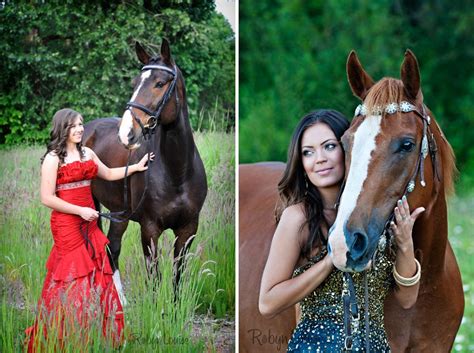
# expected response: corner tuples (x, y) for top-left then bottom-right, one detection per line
(329, 115), (383, 270)
(118, 70), (152, 147)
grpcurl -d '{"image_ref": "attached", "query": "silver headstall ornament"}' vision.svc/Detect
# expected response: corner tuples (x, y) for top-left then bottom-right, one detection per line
(354, 101), (430, 124)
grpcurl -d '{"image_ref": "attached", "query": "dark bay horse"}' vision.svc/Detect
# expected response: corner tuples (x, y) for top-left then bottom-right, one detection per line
(327, 50), (463, 351)
(83, 40), (207, 298)
(239, 51), (463, 352)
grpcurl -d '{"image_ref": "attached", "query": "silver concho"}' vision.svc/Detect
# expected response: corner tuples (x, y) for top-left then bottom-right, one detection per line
(400, 101), (415, 112)
(421, 135), (429, 159)
(385, 103), (398, 114)
(354, 104), (362, 117)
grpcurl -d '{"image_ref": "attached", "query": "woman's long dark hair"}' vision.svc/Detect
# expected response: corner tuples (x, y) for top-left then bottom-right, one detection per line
(277, 109), (350, 259)
(41, 108), (84, 165)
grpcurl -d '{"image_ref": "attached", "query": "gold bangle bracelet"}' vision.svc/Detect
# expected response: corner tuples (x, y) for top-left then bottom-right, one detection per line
(393, 258), (421, 287)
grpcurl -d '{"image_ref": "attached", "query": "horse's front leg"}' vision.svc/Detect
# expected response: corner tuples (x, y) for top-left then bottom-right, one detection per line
(173, 217), (199, 293)
(107, 220), (129, 306)
(140, 221), (162, 282)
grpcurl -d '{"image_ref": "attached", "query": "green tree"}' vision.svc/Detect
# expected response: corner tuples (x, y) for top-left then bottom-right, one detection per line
(0, 1), (234, 144)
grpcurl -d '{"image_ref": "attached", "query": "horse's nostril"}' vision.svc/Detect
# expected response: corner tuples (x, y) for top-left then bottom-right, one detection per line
(350, 231), (368, 260)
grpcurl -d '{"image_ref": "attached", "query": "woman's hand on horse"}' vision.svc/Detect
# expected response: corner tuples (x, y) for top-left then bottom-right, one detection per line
(79, 207), (99, 222)
(136, 152), (155, 172)
(390, 196), (425, 251)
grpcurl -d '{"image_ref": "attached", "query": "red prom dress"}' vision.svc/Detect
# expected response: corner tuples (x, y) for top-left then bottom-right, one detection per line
(25, 160), (124, 351)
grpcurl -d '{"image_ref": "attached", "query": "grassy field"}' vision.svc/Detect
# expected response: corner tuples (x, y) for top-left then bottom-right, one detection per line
(0, 131), (235, 352)
(450, 193), (474, 352)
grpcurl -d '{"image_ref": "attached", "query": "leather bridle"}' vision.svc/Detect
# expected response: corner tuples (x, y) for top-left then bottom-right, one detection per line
(125, 64), (179, 137)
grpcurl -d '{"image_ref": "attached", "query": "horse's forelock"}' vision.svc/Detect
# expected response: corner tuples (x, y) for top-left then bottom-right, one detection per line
(149, 56), (161, 64)
(364, 78), (404, 115)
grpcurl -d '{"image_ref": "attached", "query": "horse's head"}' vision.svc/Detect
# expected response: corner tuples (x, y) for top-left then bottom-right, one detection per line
(328, 50), (449, 272)
(119, 39), (181, 149)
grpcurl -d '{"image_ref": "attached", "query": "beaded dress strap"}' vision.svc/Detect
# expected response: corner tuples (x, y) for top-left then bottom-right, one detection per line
(293, 247), (328, 275)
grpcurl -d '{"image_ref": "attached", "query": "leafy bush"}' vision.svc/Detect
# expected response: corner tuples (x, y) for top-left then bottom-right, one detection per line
(0, 1), (234, 145)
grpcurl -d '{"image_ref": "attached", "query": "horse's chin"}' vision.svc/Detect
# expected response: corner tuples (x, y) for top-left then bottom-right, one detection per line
(117, 135), (141, 150)
(126, 142), (141, 150)
(333, 259), (372, 273)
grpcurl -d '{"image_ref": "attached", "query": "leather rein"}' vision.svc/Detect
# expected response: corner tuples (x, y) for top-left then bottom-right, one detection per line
(340, 101), (439, 351)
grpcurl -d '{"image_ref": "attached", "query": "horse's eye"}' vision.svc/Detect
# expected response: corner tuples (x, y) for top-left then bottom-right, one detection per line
(400, 140), (415, 153)
(155, 81), (165, 88)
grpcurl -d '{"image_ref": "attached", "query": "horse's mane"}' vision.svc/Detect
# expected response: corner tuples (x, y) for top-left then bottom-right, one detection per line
(364, 77), (457, 196)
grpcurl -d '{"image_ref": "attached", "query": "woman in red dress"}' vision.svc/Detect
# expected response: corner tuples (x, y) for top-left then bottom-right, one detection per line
(25, 108), (153, 351)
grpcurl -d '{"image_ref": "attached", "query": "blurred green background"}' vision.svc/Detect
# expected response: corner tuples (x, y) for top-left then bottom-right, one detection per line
(239, 0), (474, 191)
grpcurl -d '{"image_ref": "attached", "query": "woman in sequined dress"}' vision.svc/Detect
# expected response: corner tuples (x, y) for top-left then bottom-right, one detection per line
(25, 108), (153, 352)
(259, 110), (424, 352)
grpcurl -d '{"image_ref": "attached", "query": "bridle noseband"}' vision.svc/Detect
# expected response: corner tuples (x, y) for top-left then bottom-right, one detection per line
(125, 64), (179, 137)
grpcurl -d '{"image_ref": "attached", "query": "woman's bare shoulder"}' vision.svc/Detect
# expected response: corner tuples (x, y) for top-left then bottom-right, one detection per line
(43, 151), (59, 164)
(279, 203), (306, 230)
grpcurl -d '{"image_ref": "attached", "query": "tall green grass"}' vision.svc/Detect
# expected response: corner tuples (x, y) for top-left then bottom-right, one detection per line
(0, 131), (235, 352)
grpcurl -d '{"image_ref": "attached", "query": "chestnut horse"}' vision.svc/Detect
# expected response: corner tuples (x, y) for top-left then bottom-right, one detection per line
(239, 51), (463, 352)
(328, 50), (463, 351)
(83, 40), (207, 298)
(239, 162), (294, 353)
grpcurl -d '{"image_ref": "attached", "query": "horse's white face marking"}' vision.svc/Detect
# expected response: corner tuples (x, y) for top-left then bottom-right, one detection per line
(118, 70), (152, 147)
(112, 270), (128, 307)
(329, 115), (383, 269)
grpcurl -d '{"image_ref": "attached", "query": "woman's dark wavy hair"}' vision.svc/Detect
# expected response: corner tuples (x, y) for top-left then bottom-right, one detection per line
(41, 108), (84, 165)
(277, 109), (350, 259)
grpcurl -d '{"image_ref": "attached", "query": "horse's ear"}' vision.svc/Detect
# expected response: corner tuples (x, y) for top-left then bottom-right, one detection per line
(160, 38), (174, 65)
(401, 49), (421, 100)
(346, 50), (375, 101)
(135, 42), (151, 65)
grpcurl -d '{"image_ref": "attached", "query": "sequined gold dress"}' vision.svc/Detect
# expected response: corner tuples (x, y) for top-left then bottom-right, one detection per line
(287, 248), (394, 352)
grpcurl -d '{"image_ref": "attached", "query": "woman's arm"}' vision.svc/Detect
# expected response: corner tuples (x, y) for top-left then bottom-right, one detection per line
(86, 147), (154, 181)
(259, 205), (334, 318)
(40, 153), (98, 221)
(390, 196), (425, 309)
